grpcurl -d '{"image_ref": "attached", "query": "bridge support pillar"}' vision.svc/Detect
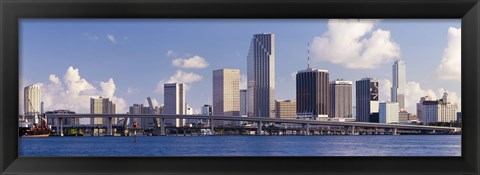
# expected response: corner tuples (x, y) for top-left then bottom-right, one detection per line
(59, 118), (64, 136)
(107, 117), (113, 136)
(303, 123), (310, 135)
(351, 125), (356, 135)
(393, 128), (397, 135)
(160, 118), (166, 136)
(210, 119), (215, 135)
(256, 121), (262, 135)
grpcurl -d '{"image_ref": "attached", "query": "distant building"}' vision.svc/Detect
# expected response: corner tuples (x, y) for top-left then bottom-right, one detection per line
(201, 104), (213, 125)
(164, 83), (185, 127)
(247, 33), (275, 118)
(90, 97), (116, 124)
(356, 77), (379, 122)
(408, 114), (418, 121)
(45, 110), (77, 126)
(457, 112), (462, 123)
(391, 60), (406, 110)
(24, 84), (42, 116)
(128, 104), (157, 129)
(379, 102), (399, 124)
(296, 68), (329, 120)
(398, 111), (409, 123)
(213, 69), (240, 126)
(240, 89), (247, 117)
(275, 100), (297, 119)
(417, 92), (458, 125)
(329, 79), (352, 119)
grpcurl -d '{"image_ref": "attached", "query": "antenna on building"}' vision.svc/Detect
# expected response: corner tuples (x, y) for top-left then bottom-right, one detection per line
(307, 42), (311, 69)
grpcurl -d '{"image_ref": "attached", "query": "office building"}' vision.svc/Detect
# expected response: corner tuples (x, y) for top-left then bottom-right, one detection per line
(201, 104), (213, 125)
(90, 97), (116, 124)
(275, 100), (297, 119)
(296, 67), (329, 120)
(213, 69), (240, 126)
(329, 79), (353, 119)
(417, 92), (458, 125)
(247, 33), (275, 118)
(45, 110), (77, 126)
(391, 60), (406, 110)
(240, 89), (247, 117)
(164, 83), (185, 127)
(457, 112), (462, 123)
(399, 111), (409, 123)
(379, 102), (399, 124)
(356, 77), (379, 122)
(24, 84), (42, 116)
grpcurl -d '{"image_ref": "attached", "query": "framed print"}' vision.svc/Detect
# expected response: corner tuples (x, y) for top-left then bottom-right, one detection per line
(1, 0), (479, 174)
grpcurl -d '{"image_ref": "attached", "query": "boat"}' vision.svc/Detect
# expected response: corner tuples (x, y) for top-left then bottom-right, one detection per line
(19, 114), (51, 137)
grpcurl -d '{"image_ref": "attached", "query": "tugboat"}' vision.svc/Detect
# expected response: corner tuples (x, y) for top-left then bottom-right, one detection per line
(19, 113), (51, 137)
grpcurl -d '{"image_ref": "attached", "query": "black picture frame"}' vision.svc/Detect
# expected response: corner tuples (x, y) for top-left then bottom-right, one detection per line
(1, 0), (479, 174)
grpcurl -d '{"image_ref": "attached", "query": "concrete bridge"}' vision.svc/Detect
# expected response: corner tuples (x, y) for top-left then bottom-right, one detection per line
(26, 114), (460, 136)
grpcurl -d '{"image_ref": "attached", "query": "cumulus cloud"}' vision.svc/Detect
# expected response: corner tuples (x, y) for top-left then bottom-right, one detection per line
(378, 79), (460, 114)
(38, 66), (128, 114)
(291, 72), (297, 80)
(155, 70), (203, 94)
(107, 34), (117, 44)
(172, 55), (209, 68)
(240, 74), (247, 89)
(166, 50), (176, 57)
(436, 27), (461, 81)
(310, 19), (400, 69)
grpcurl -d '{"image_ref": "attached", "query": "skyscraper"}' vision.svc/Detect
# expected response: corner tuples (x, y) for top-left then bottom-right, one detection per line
(296, 68), (330, 120)
(164, 83), (185, 127)
(329, 79), (353, 118)
(356, 77), (379, 122)
(247, 33), (275, 118)
(391, 60), (406, 110)
(90, 97), (116, 124)
(213, 69), (240, 126)
(24, 84), (41, 116)
(240, 89), (247, 117)
(129, 104), (147, 128)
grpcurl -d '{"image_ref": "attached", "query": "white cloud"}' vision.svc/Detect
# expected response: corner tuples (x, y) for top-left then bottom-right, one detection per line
(38, 66), (128, 114)
(378, 78), (460, 114)
(126, 87), (140, 95)
(240, 74), (247, 89)
(436, 27), (461, 81)
(107, 34), (117, 44)
(310, 19), (400, 69)
(83, 33), (99, 40)
(166, 50), (176, 57)
(155, 70), (203, 94)
(172, 55), (209, 68)
(290, 72), (297, 80)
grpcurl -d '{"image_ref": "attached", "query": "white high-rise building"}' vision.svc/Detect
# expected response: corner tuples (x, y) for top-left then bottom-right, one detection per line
(24, 84), (42, 116)
(391, 60), (406, 110)
(90, 97), (116, 124)
(247, 33), (275, 118)
(164, 83), (185, 127)
(379, 102), (399, 124)
(329, 79), (353, 119)
(213, 69), (240, 126)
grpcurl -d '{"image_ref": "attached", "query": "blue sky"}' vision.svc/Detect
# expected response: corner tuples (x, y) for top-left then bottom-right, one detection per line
(20, 19), (461, 115)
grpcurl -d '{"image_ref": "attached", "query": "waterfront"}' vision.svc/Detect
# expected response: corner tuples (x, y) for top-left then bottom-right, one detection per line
(19, 135), (460, 156)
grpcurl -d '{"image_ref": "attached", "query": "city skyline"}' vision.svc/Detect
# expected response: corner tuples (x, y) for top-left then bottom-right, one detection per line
(20, 19), (461, 116)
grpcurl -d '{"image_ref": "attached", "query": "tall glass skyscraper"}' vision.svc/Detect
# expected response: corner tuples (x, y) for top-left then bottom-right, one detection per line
(164, 83), (185, 127)
(356, 77), (379, 122)
(296, 68), (330, 120)
(247, 33), (275, 118)
(391, 60), (406, 110)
